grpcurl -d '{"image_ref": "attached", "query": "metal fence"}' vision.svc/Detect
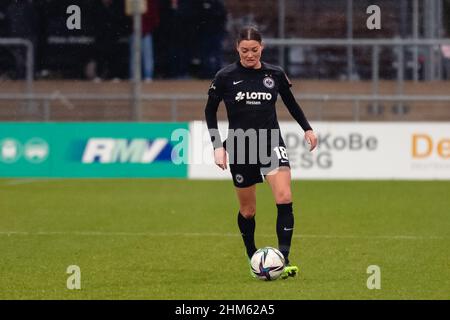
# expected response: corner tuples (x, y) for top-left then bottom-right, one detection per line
(256, 0), (447, 81)
(1, 92), (450, 122)
(264, 38), (450, 97)
(0, 38), (34, 97)
(1, 36), (450, 121)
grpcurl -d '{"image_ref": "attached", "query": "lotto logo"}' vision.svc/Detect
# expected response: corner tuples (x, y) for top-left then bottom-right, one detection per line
(235, 92), (273, 103)
(235, 92), (245, 101)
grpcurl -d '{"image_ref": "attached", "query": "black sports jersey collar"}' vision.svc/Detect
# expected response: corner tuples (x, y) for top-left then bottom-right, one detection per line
(236, 61), (266, 72)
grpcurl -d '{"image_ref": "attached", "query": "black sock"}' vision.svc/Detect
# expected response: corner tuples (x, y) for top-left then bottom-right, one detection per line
(276, 202), (294, 265)
(237, 212), (257, 259)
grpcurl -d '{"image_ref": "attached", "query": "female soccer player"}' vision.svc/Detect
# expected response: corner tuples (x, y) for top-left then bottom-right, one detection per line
(204, 26), (317, 279)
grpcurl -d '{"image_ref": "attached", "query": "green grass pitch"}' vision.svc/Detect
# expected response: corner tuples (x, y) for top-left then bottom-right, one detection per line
(0, 178), (449, 299)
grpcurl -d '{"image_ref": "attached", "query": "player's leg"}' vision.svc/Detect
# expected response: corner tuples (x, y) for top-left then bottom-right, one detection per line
(235, 184), (257, 259)
(265, 167), (299, 278)
(229, 138), (263, 277)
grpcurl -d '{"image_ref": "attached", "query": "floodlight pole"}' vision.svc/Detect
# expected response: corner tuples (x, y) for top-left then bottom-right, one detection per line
(424, 0), (436, 81)
(436, 0), (443, 80)
(278, 0), (286, 69)
(346, 0), (353, 80)
(412, 0), (419, 82)
(131, 0), (142, 121)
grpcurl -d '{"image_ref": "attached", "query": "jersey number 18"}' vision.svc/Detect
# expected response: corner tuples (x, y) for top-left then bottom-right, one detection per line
(274, 146), (288, 160)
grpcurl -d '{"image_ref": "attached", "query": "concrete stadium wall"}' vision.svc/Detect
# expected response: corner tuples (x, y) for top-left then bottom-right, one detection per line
(0, 80), (449, 121)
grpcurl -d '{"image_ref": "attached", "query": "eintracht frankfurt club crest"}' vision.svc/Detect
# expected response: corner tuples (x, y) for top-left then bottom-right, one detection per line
(263, 77), (275, 89)
(235, 174), (244, 184)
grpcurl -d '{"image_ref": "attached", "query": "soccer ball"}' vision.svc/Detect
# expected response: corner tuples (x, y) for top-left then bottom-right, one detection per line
(250, 247), (285, 281)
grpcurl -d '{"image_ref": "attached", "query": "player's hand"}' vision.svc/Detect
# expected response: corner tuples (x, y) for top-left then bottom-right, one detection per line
(214, 147), (228, 170)
(305, 130), (317, 152)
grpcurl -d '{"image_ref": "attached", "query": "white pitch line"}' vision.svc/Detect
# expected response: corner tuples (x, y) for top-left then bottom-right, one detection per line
(3, 178), (65, 186)
(0, 231), (447, 240)
(4, 179), (39, 186)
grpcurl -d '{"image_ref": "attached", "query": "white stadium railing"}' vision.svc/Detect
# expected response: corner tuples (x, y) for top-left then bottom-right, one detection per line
(1, 93), (450, 122)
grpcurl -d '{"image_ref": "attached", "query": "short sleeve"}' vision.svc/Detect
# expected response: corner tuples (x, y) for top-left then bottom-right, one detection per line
(208, 72), (225, 100)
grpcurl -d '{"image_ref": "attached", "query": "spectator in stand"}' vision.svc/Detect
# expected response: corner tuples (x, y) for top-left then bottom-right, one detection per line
(442, 33), (450, 80)
(92, 0), (123, 80)
(443, 51), (450, 79)
(0, 1), (10, 37)
(156, 0), (195, 78)
(194, 0), (227, 79)
(0, 1), (11, 79)
(129, 0), (160, 82)
(5, 0), (39, 79)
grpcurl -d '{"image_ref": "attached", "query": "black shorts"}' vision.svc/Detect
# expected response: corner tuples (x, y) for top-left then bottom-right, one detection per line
(225, 133), (291, 188)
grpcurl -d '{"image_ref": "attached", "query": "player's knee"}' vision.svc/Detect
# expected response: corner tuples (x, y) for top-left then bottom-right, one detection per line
(239, 206), (256, 219)
(275, 190), (292, 204)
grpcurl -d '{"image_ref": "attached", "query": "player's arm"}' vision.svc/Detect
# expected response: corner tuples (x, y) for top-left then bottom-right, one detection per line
(279, 78), (317, 151)
(204, 95), (222, 148)
(204, 78), (227, 170)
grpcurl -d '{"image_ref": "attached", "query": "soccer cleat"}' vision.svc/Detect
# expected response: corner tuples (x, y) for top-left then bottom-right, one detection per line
(280, 264), (299, 279)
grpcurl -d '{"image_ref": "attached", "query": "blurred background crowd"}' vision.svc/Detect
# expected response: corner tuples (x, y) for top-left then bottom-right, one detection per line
(0, 0), (227, 81)
(0, 0), (449, 81)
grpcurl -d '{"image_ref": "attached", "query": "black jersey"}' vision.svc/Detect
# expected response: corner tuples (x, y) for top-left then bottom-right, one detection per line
(205, 61), (312, 149)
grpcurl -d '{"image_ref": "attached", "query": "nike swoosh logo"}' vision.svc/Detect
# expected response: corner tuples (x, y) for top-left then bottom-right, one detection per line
(233, 80), (243, 85)
(284, 227), (294, 231)
(281, 160), (289, 163)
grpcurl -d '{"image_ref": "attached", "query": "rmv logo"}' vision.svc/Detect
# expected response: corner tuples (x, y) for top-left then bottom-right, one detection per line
(82, 138), (169, 163)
